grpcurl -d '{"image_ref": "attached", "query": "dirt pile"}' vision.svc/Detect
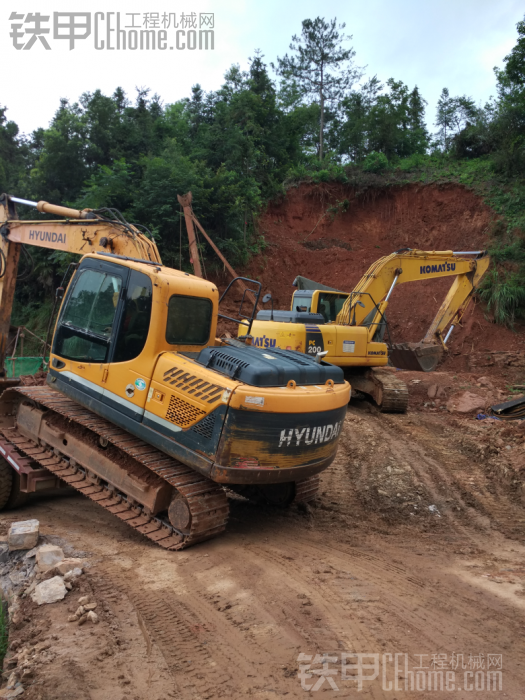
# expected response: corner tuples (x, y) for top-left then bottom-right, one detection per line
(224, 182), (525, 371)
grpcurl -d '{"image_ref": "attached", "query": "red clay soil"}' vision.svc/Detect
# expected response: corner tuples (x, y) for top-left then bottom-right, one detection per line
(218, 182), (525, 372)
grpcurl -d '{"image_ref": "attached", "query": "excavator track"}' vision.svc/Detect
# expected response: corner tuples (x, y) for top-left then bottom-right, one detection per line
(372, 369), (409, 413)
(346, 368), (409, 413)
(294, 475), (320, 503)
(0, 386), (229, 550)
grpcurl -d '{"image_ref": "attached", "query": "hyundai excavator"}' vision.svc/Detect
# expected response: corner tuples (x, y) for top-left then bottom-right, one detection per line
(0, 194), (350, 549)
(247, 249), (490, 412)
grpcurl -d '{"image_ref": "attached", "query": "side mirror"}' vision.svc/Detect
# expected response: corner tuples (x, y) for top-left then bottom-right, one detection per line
(262, 292), (274, 321)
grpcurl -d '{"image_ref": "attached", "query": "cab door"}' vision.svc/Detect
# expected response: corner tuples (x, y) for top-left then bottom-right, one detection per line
(52, 258), (128, 404)
(100, 269), (154, 421)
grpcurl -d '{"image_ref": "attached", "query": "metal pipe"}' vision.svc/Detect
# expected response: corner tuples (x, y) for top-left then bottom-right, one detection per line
(444, 325), (455, 344)
(452, 251), (483, 255)
(9, 196), (97, 220)
(9, 196), (38, 208)
(384, 274), (399, 302)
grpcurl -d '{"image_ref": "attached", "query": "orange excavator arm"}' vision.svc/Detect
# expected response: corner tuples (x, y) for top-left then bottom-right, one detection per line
(0, 193), (161, 379)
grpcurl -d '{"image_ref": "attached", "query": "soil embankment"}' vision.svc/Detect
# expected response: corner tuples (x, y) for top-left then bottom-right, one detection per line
(228, 182), (524, 371)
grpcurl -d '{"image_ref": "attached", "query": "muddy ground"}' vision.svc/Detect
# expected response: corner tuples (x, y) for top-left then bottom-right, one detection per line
(3, 182), (525, 698)
(2, 366), (525, 700)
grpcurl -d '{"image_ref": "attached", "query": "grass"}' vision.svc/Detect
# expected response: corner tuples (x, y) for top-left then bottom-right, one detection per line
(0, 601), (9, 668)
(10, 298), (54, 357)
(478, 268), (525, 327)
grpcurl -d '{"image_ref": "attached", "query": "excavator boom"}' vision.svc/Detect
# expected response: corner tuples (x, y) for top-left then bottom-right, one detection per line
(0, 194), (161, 380)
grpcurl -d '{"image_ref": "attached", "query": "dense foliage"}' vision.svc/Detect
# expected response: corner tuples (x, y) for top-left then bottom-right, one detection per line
(1, 15), (525, 332)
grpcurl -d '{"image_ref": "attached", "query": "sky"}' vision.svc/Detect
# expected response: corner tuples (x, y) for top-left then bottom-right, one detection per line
(1, 0), (524, 137)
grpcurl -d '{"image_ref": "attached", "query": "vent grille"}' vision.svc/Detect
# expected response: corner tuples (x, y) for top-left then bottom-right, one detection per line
(162, 367), (224, 404)
(165, 395), (207, 428)
(191, 413), (216, 441)
(206, 351), (250, 378)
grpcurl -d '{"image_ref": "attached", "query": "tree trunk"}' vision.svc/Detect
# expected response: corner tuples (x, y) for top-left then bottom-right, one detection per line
(319, 65), (324, 161)
(319, 91), (324, 161)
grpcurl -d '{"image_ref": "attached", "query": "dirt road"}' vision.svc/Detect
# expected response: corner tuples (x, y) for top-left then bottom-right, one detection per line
(3, 385), (525, 700)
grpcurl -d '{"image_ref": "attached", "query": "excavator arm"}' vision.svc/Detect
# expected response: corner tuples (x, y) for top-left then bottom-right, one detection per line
(335, 248), (490, 371)
(336, 249), (488, 327)
(0, 193), (162, 380)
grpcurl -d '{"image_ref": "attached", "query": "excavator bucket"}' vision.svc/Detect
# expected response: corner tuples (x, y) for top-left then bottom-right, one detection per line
(388, 342), (444, 372)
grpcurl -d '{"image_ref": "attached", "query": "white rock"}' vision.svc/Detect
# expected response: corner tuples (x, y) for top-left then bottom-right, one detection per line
(8, 520), (39, 552)
(63, 568), (82, 582)
(31, 576), (67, 605)
(36, 544), (64, 571)
(87, 611), (99, 624)
(54, 558), (83, 576)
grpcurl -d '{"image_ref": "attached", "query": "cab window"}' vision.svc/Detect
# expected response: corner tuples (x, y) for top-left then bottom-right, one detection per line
(317, 292), (349, 322)
(113, 271), (153, 362)
(53, 269), (122, 362)
(166, 295), (212, 345)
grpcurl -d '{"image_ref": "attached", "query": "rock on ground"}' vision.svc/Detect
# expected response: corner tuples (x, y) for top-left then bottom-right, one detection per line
(36, 544), (64, 571)
(54, 558), (83, 576)
(31, 576), (67, 605)
(446, 391), (486, 413)
(8, 521), (39, 552)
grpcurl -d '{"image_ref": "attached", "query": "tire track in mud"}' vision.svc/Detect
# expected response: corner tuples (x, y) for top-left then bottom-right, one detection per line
(98, 556), (318, 699)
(386, 413), (525, 540)
(254, 532), (525, 687)
(97, 565), (234, 699)
(338, 407), (525, 544)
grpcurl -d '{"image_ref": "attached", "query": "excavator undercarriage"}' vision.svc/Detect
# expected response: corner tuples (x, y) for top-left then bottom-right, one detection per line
(347, 367), (409, 413)
(0, 386), (320, 549)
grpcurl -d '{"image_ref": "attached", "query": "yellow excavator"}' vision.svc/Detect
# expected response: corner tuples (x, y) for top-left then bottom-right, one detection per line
(0, 194), (350, 549)
(246, 249), (490, 412)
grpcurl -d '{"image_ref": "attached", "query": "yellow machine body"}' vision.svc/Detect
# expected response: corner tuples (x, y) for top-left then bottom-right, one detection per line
(247, 317), (388, 367)
(246, 249), (491, 373)
(47, 254), (349, 486)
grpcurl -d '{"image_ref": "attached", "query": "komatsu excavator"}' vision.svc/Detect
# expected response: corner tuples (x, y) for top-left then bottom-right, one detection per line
(247, 249), (490, 412)
(0, 194), (350, 549)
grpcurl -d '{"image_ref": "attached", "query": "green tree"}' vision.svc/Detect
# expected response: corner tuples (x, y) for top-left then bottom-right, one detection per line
(436, 88), (477, 151)
(338, 77), (382, 162)
(435, 88), (455, 150)
(491, 15), (525, 174)
(274, 17), (362, 160)
(502, 16), (525, 85)
(0, 106), (26, 194)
